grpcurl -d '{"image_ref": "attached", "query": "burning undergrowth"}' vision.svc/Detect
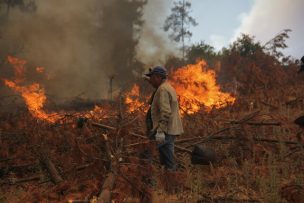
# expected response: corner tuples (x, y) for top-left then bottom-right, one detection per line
(0, 56), (304, 202)
(125, 59), (236, 115)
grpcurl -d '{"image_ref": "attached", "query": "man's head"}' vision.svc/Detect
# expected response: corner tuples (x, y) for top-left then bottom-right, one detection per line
(145, 66), (167, 88)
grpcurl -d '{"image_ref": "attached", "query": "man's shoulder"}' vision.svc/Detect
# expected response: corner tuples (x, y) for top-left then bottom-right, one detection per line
(160, 81), (174, 90)
(159, 81), (177, 96)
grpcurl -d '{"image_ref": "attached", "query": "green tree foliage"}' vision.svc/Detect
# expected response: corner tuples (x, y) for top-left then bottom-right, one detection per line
(164, 0), (198, 61)
(225, 34), (263, 57)
(186, 41), (218, 66)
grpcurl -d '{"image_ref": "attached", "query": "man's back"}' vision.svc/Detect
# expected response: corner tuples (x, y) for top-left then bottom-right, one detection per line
(150, 81), (184, 135)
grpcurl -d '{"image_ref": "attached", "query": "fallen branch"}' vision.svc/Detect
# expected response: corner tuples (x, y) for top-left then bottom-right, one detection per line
(253, 137), (304, 146)
(97, 171), (116, 203)
(119, 115), (139, 128)
(184, 135), (303, 148)
(38, 149), (63, 184)
(10, 175), (41, 184)
(38, 162), (96, 184)
(260, 101), (279, 109)
(92, 122), (194, 167)
(129, 132), (147, 139)
(0, 175), (41, 185)
(63, 162), (95, 175)
(125, 140), (151, 148)
(92, 122), (116, 131)
(91, 122), (146, 139)
(96, 133), (118, 203)
(230, 121), (281, 126)
(184, 111), (261, 148)
(184, 128), (235, 148)
(1, 162), (39, 174)
(237, 110), (261, 124)
(285, 96), (304, 106)
(280, 148), (303, 160)
(175, 145), (192, 154)
(175, 136), (204, 144)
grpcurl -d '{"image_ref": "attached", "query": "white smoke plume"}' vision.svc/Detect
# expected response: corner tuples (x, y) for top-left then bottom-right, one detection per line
(232, 0), (304, 59)
(136, 0), (179, 67)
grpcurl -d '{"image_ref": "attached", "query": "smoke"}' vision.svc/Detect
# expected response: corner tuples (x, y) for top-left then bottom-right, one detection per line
(0, 1), (108, 99)
(0, 0), (149, 100)
(136, 0), (178, 67)
(231, 0), (304, 58)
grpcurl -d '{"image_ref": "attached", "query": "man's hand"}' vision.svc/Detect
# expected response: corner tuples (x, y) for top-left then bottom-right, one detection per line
(155, 132), (165, 143)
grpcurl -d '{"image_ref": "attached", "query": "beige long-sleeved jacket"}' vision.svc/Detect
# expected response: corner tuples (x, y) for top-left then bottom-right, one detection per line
(151, 81), (184, 135)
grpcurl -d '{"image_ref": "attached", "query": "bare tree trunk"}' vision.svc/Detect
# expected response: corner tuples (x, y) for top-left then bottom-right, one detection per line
(108, 75), (115, 101)
(181, 0), (185, 63)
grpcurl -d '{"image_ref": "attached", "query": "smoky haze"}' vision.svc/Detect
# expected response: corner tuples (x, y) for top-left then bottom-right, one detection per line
(136, 0), (178, 66)
(0, 0), (163, 101)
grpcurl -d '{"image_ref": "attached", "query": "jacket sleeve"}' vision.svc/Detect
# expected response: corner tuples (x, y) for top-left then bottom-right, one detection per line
(157, 87), (172, 133)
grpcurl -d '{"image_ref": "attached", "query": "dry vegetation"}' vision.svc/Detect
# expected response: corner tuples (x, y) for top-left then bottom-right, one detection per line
(0, 1), (303, 203)
(1, 62), (304, 202)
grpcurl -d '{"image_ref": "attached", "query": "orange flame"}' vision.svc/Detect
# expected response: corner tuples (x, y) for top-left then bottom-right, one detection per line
(124, 60), (235, 115)
(125, 84), (146, 113)
(3, 56), (60, 123)
(7, 55), (26, 83)
(170, 60), (235, 114)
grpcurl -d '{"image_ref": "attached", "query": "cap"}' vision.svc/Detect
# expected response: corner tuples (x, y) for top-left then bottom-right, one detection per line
(145, 66), (167, 77)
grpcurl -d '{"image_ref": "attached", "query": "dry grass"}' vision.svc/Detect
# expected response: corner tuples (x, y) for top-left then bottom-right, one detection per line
(150, 85), (304, 203)
(0, 83), (304, 202)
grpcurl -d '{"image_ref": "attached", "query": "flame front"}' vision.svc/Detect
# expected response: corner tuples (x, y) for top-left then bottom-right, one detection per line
(170, 60), (235, 114)
(124, 60), (235, 115)
(3, 56), (60, 123)
(125, 84), (146, 113)
(7, 55), (26, 83)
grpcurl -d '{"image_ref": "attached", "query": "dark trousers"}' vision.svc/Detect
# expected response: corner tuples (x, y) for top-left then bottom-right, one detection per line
(158, 134), (176, 170)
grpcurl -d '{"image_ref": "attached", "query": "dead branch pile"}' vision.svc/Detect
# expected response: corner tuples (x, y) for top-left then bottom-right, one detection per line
(0, 68), (304, 202)
(0, 103), (158, 202)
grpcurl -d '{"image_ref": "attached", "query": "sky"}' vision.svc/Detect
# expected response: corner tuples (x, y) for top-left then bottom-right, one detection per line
(190, 0), (254, 50)
(139, 0), (303, 61)
(189, 0), (303, 59)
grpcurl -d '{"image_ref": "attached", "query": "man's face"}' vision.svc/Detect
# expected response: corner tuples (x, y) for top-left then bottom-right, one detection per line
(148, 74), (162, 88)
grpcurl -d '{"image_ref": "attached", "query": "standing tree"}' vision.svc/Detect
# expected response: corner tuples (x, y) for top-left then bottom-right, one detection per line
(164, 0), (198, 62)
(101, 0), (147, 84)
(263, 29), (292, 64)
(186, 41), (218, 65)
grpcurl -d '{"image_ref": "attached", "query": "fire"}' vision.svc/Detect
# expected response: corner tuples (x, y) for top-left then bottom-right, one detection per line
(36, 66), (45, 73)
(170, 60), (235, 114)
(125, 84), (146, 113)
(7, 55), (26, 83)
(124, 60), (235, 115)
(3, 56), (60, 123)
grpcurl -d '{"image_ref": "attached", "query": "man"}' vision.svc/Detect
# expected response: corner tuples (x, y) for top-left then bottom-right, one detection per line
(145, 66), (184, 170)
